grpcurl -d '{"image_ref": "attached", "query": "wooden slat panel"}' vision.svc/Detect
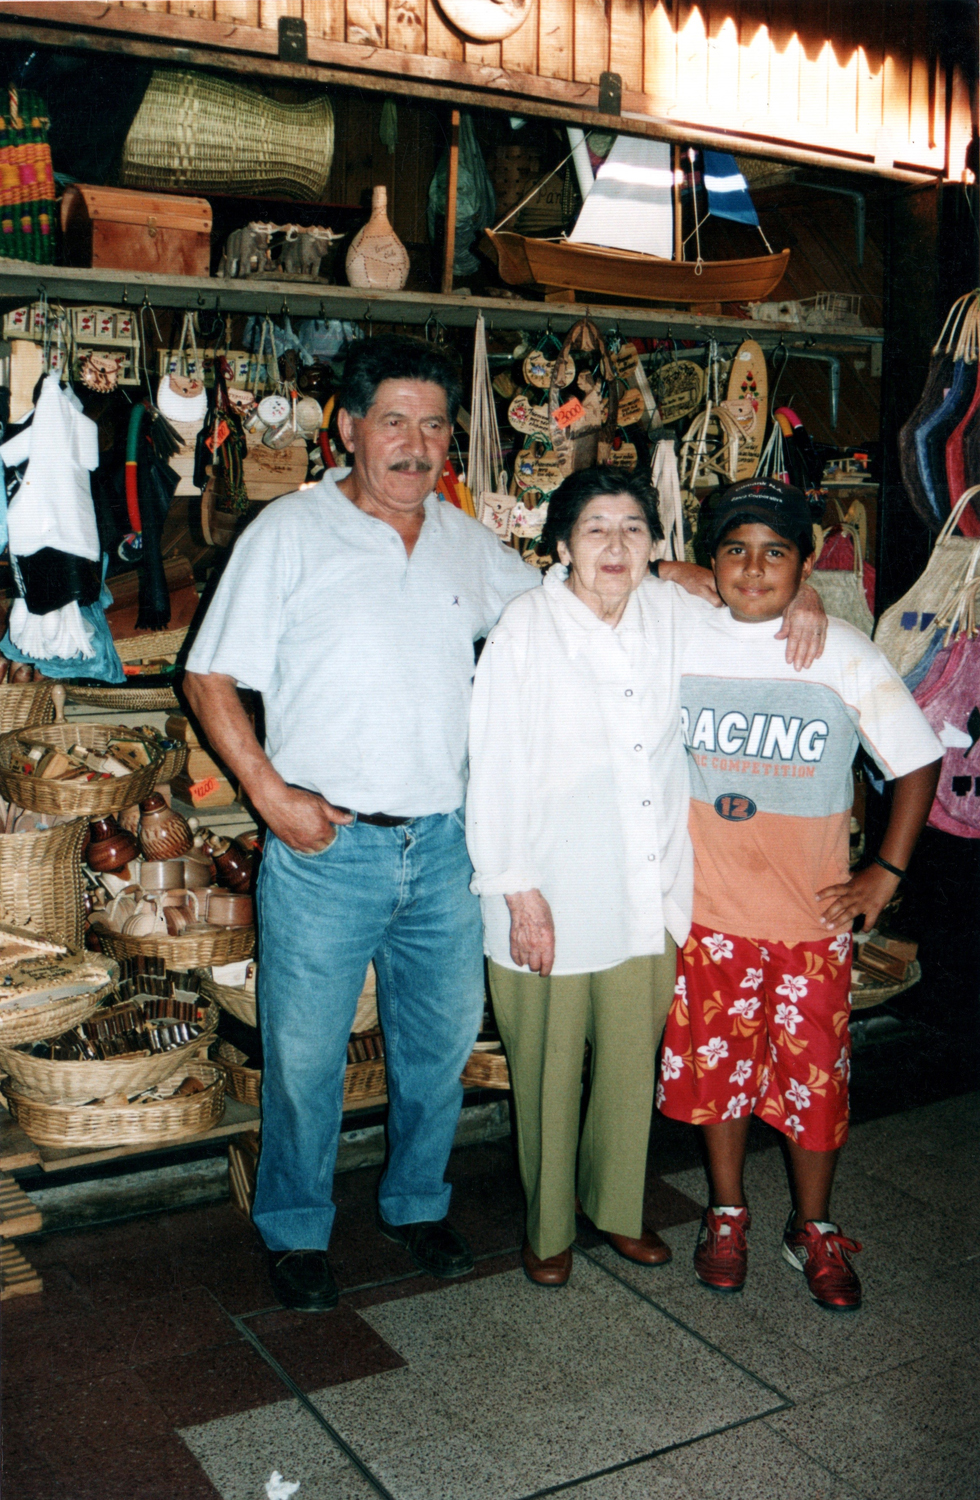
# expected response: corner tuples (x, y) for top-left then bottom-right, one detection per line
(258, 0), (300, 22)
(573, 0), (607, 86)
(166, 0), (216, 15)
(302, 0), (344, 40)
(767, 11), (801, 135)
(948, 63), (973, 181)
(737, 3), (771, 132)
(855, 2), (885, 154)
(0, 1241), (42, 1301)
(607, 0), (642, 95)
(536, 0), (574, 82)
(346, 0), (386, 45)
(214, 0), (260, 25)
(798, 1), (830, 131)
(423, 0), (462, 61)
(501, 8), (537, 77)
(388, 0), (426, 54)
(825, 0), (858, 142)
(675, 2), (709, 117)
(0, 1174), (42, 1238)
(706, 8), (740, 123)
(463, 40), (502, 68)
(642, 0), (676, 113)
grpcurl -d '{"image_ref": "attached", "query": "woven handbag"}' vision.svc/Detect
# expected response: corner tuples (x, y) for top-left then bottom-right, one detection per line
(914, 635), (980, 839)
(809, 524), (874, 636)
(874, 487), (980, 676)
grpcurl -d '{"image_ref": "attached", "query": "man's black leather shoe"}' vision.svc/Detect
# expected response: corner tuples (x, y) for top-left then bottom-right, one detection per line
(268, 1249), (340, 1312)
(377, 1214), (475, 1278)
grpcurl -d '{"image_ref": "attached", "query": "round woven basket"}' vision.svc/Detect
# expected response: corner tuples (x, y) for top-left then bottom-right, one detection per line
(0, 956), (117, 1048)
(153, 743), (189, 787)
(199, 971), (256, 1029)
(3, 1059), (226, 1148)
(119, 69), (335, 201)
(0, 818), (87, 952)
(114, 628), (189, 667)
(0, 725), (162, 818)
(97, 925), (255, 969)
(0, 680), (55, 733)
(0, 999), (218, 1105)
(66, 684), (181, 713)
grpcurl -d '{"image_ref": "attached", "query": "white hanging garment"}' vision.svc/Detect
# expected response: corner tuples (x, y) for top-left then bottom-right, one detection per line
(7, 597), (95, 659)
(3, 373), (100, 561)
(568, 136), (673, 257)
(651, 440), (685, 562)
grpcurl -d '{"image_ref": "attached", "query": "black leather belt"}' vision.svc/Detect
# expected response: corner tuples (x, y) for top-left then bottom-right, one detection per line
(333, 805), (410, 827)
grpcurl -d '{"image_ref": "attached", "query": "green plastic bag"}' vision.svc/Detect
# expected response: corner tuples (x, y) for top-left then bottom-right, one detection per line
(427, 112), (496, 277)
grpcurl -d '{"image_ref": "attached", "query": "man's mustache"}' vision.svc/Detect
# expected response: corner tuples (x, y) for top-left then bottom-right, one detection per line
(388, 460), (434, 473)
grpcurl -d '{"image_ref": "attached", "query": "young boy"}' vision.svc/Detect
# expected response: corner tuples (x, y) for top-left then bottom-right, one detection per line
(658, 478), (943, 1312)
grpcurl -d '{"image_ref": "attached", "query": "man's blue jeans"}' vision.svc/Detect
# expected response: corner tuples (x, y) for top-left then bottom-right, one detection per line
(252, 811), (485, 1252)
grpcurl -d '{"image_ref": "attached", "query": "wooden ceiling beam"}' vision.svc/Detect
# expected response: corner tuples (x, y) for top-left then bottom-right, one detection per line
(0, 2), (941, 185)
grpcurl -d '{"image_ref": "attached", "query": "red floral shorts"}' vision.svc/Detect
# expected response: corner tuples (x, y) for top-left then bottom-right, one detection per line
(658, 923), (853, 1152)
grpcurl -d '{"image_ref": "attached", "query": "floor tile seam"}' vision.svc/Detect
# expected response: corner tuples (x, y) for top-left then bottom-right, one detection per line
(506, 1407), (793, 1500)
(576, 1245), (796, 1407)
(758, 1417), (877, 1499)
(224, 1310), (396, 1500)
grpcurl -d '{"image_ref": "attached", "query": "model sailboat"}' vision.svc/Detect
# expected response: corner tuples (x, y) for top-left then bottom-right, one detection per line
(485, 141), (789, 306)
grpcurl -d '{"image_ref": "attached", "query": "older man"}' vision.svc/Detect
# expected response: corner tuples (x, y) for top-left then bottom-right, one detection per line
(184, 336), (540, 1310)
(185, 334), (821, 1312)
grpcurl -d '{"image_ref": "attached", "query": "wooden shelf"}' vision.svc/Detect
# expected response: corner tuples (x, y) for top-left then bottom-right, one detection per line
(0, 260), (883, 349)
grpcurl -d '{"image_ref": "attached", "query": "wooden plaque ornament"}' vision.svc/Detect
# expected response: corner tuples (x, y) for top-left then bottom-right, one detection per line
(725, 339), (768, 479)
(436, 0), (534, 42)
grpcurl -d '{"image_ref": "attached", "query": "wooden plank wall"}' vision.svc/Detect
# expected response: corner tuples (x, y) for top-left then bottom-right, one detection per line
(110, 1), (974, 177)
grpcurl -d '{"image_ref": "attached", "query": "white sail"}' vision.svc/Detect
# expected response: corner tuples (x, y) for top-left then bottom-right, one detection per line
(567, 135), (673, 258)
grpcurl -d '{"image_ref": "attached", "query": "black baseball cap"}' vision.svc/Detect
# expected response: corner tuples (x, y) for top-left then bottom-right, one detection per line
(707, 477), (814, 556)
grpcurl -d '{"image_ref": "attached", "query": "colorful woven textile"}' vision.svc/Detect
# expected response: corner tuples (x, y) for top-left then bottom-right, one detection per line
(0, 86), (55, 263)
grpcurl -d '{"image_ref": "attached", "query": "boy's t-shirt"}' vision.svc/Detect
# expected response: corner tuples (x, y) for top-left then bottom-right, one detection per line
(677, 606), (943, 943)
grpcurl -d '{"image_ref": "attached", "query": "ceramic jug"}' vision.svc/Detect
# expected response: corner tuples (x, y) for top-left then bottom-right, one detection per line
(85, 815), (139, 874)
(138, 793), (193, 862)
(200, 832), (253, 893)
(346, 186), (410, 291)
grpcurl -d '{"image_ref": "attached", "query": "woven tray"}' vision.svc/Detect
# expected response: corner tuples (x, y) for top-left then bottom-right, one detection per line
(0, 951), (116, 1047)
(850, 959), (922, 1012)
(97, 925), (255, 969)
(460, 1044), (511, 1091)
(66, 683), (181, 713)
(200, 971), (256, 1028)
(0, 681), (55, 733)
(0, 999), (218, 1105)
(0, 817), (87, 953)
(114, 628), (189, 665)
(0, 724), (162, 817)
(3, 1060), (225, 1148)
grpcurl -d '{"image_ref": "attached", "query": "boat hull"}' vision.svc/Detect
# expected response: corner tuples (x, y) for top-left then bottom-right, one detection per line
(485, 230), (790, 305)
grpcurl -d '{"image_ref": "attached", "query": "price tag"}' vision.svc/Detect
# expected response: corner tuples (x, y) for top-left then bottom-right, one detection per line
(552, 396), (586, 430)
(205, 419), (230, 455)
(189, 777), (220, 803)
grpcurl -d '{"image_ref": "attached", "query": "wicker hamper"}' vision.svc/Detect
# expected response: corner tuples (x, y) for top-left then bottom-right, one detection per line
(0, 819), (87, 952)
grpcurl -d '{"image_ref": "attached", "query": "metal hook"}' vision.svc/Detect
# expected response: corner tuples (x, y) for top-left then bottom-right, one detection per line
(121, 287), (129, 304)
(280, 298), (290, 316)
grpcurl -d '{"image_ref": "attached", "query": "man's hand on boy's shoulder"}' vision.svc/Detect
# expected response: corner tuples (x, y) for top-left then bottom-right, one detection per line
(774, 581), (827, 672)
(657, 561), (721, 606)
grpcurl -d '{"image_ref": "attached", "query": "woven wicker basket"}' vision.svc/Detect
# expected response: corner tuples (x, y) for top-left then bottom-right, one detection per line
(66, 684), (181, 713)
(97, 925), (255, 969)
(153, 743), (189, 787)
(213, 1040), (261, 1107)
(0, 819), (87, 952)
(0, 681), (55, 733)
(0, 951), (116, 1047)
(0, 999), (218, 1105)
(0, 725), (162, 818)
(119, 69), (335, 201)
(344, 1057), (387, 1108)
(460, 1044), (511, 1091)
(4, 1059), (225, 1148)
(114, 628), (189, 666)
(200, 970), (256, 1028)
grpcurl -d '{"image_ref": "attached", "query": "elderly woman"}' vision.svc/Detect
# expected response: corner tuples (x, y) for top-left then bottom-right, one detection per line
(466, 467), (823, 1286)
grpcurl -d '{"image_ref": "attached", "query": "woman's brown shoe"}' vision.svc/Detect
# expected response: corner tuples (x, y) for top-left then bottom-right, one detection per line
(521, 1240), (573, 1286)
(606, 1229), (672, 1266)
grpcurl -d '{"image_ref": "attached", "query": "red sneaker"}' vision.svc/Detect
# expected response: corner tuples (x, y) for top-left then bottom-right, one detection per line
(693, 1207), (750, 1292)
(782, 1217), (862, 1312)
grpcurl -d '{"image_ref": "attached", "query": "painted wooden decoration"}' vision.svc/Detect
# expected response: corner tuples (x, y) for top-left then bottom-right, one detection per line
(724, 340), (768, 480)
(436, 0), (534, 43)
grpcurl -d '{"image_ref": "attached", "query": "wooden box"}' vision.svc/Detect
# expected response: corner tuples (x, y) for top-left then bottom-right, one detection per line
(60, 185), (212, 278)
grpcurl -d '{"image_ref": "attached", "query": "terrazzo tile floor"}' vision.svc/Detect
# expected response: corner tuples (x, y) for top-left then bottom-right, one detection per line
(3, 1083), (978, 1499)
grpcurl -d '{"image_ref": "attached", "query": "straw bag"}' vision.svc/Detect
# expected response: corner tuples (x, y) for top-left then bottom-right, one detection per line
(810, 524), (874, 636)
(914, 635), (980, 839)
(119, 70), (334, 202)
(874, 488), (980, 676)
